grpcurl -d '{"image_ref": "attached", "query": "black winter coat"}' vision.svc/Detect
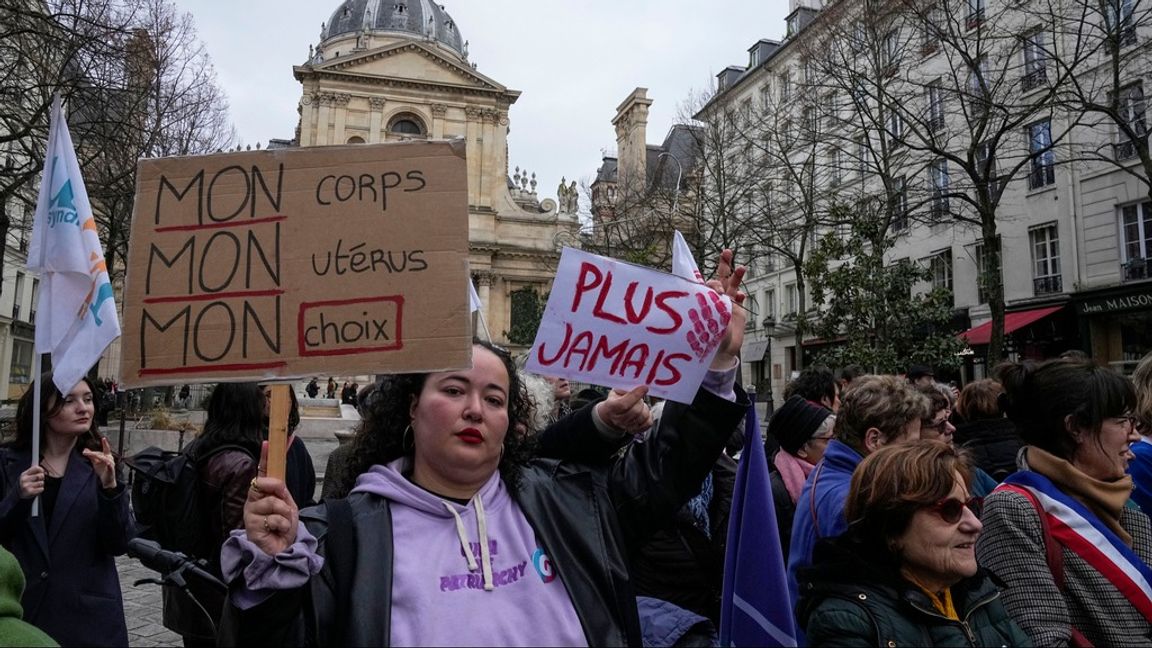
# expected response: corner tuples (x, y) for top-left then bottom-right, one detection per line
(798, 537), (1032, 647)
(630, 450), (736, 623)
(0, 447), (133, 647)
(954, 418), (1022, 482)
(220, 386), (747, 647)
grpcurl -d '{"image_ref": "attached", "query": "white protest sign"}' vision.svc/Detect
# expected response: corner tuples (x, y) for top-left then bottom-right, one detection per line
(526, 248), (732, 404)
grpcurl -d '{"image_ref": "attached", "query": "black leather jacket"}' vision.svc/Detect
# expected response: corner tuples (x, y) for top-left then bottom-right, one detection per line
(220, 386), (747, 647)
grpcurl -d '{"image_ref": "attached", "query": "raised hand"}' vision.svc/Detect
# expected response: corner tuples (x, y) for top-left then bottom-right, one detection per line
(81, 437), (117, 489)
(18, 465), (45, 500)
(686, 291), (731, 360)
(245, 441), (299, 556)
(705, 249), (747, 370)
(595, 385), (652, 435)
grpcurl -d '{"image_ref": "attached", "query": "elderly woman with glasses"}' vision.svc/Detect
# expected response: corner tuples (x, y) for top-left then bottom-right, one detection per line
(797, 440), (1030, 646)
(918, 383), (998, 497)
(977, 359), (1151, 646)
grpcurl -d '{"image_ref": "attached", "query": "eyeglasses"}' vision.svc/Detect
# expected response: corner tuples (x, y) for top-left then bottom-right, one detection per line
(1113, 414), (1139, 428)
(928, 496), (982, 523)
(809, 434), (835, 442)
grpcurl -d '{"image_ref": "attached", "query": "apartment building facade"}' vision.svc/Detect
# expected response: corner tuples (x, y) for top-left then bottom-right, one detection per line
(698, 0), (1152, 400)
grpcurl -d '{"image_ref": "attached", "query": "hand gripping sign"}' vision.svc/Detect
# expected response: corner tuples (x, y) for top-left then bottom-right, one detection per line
(526, 248), (731, 404)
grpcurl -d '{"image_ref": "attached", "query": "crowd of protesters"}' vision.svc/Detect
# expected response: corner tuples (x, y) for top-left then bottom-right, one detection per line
(0, 248), (1152, 646)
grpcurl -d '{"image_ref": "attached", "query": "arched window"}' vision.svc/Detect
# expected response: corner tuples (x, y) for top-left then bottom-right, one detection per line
(388, 113), (426, 137)
(346, 135), (365, 144)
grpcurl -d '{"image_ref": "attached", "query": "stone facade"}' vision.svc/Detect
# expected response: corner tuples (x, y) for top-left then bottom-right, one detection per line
(295, 4), (580, 352)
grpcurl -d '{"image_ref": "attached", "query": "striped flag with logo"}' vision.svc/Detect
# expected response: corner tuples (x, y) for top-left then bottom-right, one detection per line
(27, 95), (120, 395)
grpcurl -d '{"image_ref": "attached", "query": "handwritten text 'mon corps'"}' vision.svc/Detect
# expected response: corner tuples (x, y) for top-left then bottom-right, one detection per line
(138, 163), (429, 373)
(535, 262), (694, 386)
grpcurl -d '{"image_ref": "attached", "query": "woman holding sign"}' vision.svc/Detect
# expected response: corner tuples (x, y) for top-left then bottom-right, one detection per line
(0, 372), (133, 646)
(220, 251), (748, 647)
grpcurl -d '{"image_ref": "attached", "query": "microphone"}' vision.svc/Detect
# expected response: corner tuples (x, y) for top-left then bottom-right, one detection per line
(126, 538), (226, 592)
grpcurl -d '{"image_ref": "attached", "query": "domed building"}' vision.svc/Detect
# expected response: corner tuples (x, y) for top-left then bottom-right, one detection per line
(291, 0), (579, 349)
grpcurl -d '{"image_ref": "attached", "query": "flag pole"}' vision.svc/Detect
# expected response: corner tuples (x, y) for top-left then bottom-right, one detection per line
(30, 354), (42, 518)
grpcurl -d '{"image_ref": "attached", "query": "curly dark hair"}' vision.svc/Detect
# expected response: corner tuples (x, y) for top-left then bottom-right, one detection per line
(9, 372), (101, 452)
(345, 340), (536, 492)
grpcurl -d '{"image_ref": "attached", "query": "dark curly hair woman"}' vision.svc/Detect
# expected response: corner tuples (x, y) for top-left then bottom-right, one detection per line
(219, 251), (754, 647)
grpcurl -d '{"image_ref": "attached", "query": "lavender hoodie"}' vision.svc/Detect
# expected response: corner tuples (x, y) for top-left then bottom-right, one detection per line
(355, 459), (587, 647)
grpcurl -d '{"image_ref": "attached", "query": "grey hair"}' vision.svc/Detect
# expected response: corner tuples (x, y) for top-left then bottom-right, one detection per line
(520, 373), (557, 433)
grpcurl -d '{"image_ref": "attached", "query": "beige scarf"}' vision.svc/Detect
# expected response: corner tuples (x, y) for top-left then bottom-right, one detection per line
(1024, 446), (1135, 546)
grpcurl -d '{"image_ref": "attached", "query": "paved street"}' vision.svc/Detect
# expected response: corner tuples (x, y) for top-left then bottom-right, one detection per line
(118, 555), (181, 647)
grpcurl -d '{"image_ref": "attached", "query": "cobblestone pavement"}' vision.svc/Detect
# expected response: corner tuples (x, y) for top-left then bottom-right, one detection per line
(118, 555), (181, 647)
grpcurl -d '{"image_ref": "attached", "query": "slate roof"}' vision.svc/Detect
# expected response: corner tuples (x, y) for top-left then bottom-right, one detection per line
(322, 0), (465, 56)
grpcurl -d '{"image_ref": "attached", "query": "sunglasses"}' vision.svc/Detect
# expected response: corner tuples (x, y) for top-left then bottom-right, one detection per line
(928, 496), (982, 523)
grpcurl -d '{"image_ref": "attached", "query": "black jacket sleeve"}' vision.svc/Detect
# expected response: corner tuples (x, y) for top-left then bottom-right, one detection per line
(534, 399), (630, 465)
(607, 385), (748, 552)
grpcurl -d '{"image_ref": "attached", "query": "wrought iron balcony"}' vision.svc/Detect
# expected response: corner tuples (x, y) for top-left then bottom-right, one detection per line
(1033, 275), (1063, 295)
(1124, 257), (1151, 282)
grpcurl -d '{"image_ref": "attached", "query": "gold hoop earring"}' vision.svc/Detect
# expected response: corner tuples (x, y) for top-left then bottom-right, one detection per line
(402, 424), (415, 452)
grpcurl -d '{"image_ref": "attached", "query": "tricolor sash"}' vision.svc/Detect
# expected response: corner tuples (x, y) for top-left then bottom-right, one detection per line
(998, 471), (1152, 624)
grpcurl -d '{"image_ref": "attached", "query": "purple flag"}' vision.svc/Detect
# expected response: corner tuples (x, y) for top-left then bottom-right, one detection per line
(719, 403), (798, 647)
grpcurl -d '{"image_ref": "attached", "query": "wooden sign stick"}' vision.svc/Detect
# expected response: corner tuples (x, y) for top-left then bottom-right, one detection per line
(266, 384), (291, 480)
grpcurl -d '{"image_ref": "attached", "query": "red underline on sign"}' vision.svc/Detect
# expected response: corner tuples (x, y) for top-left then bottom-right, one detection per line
(143, 290), (285, 304)
(154, 215), (286, 233)
(139, 361), (288, 377)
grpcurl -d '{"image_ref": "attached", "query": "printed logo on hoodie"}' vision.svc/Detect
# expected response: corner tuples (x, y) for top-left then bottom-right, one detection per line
(532, 548), (556, 583)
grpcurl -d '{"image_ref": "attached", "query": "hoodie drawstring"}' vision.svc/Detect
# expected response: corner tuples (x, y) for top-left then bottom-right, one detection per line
(442, 497), (495, 591)
(474, 494), (494, 591)
(444, 501), (479, 571)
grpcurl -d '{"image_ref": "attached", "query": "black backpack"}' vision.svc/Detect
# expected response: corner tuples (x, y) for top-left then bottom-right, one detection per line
(125, 442), (251, 558)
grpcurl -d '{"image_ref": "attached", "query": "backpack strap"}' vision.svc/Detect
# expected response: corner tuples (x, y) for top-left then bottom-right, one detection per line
(324, 498), (356, 648)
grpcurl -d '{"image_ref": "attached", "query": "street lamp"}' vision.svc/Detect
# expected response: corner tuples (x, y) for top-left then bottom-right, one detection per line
(762, 314), (777, 415)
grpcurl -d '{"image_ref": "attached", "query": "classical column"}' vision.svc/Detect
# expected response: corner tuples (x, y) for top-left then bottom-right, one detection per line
(430, 103), (448, 139)
(316, 93), (334, 145)
(369, 97), (386, 143)
(299, 93), (319, 147)
(333, 93), (352, 143)
(475, 271), (493, 312)
(465, 106), (483, 208)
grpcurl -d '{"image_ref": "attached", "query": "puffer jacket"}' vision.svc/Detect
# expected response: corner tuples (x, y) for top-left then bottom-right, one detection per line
(798, 537), (1032, 647)
(220, 386), (747, 647)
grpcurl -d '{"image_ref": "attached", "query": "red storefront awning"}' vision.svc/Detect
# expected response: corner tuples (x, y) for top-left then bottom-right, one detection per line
(958, 306), (1063, 346)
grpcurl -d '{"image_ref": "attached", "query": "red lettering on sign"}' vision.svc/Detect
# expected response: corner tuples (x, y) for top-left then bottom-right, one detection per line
(649, 290), (688, 334)
(572, 262), (604, 313)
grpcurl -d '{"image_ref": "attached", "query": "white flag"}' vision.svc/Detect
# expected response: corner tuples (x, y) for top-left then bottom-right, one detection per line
(27, 96), (120, 395)
(469, 277), (483, 313)
(672, 230), (704, 283)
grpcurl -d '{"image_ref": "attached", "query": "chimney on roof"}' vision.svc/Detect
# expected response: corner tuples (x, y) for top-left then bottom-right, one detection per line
(613, 88), (653, 192)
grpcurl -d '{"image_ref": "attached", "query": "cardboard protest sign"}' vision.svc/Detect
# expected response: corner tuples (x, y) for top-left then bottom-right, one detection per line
(525, 248), (731, 404)
(119, 141), (472, 387)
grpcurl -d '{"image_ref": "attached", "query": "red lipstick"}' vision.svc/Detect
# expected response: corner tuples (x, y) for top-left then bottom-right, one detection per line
(457, 428), (484, 444)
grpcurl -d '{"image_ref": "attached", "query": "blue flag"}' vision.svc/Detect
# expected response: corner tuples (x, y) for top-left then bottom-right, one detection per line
(719, 404), (798, 647)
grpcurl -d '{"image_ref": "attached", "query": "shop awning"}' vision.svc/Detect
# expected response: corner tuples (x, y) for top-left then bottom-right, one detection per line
(743, 339), (771, 360)
(958, 306), (1063, 346)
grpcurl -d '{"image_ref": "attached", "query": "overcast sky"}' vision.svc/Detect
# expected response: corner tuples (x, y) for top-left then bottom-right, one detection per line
(175, 0), (788, 206)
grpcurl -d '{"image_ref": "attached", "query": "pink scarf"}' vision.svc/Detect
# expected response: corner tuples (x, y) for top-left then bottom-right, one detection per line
(774, 450), (815, 503)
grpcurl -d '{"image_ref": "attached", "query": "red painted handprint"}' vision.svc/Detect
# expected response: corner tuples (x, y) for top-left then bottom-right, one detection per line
(686, 291), (732, 360)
